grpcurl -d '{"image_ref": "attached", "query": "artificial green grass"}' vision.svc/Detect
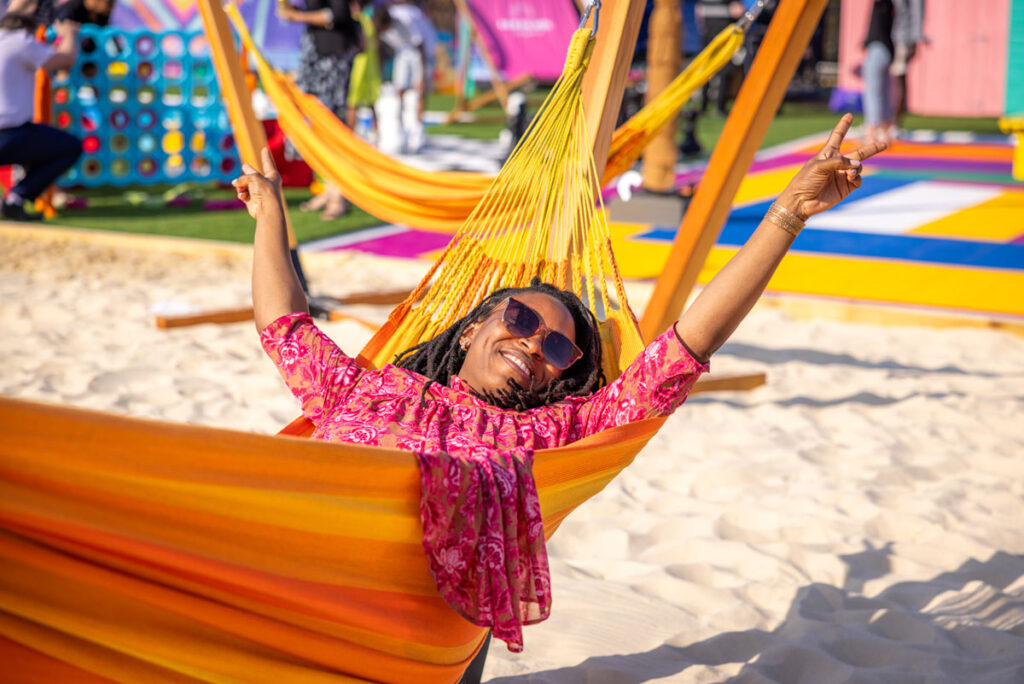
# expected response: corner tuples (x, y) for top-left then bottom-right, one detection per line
(45, 185), (382, 244)
(43, 99), (1003, 243)
(422, 90), (550, 139)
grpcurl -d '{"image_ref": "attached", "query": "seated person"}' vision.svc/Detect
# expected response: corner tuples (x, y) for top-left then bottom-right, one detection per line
(0, 11), (81, 221)
(231, 115), (885, 651)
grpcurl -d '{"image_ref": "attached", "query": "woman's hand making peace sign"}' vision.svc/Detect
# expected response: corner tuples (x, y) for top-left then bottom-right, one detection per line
(775, 113), (888, 221)
(675, 114), (888, 363)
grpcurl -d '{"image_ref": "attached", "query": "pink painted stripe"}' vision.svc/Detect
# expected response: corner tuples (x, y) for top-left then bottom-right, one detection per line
(336, 229), (451, 259)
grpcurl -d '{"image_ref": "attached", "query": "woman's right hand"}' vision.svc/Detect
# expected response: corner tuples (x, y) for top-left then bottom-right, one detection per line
(232, 147), (284, 220)
(774, 113), (887, 221)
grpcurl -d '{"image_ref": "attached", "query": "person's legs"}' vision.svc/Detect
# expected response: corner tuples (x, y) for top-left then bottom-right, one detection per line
(458, 633), (490, 684)
(700, 17), (733, 116)
(320, 183), (347, 220)
(0, 123), (82, 203)
(861, 41), (893, 144)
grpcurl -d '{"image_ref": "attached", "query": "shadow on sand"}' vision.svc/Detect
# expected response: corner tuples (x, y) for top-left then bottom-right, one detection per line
(715, 342), (996, 377)
(487, 552), (1024, 683)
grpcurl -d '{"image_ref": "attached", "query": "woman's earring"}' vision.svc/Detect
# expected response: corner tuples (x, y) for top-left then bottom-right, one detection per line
(460, 339), (469, 351)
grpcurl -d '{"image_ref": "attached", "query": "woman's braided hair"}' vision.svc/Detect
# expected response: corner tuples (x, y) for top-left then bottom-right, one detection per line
(393, 278), (605, 410)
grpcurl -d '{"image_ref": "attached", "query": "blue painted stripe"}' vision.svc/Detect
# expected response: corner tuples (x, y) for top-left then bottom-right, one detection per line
(640, 223), (1024, 271)
(637, 194), (1024, 271)
(734, 174), (915, 209)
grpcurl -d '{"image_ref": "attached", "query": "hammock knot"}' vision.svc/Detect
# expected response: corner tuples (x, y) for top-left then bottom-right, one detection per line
(563, 29), (595, 75)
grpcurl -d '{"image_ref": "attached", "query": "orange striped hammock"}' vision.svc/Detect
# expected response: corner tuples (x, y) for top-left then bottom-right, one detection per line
(0, 399), (663, 682)
(0, 14), (673, 684)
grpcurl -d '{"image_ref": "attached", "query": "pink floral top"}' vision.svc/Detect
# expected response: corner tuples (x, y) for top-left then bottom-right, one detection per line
(261, 313), (708, 651)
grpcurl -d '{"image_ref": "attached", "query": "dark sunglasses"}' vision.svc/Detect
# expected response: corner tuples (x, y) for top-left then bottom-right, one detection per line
(501, 297), (583, 370)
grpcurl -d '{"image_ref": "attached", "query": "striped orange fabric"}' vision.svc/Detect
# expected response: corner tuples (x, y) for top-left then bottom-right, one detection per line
(0, 398), (662, 682)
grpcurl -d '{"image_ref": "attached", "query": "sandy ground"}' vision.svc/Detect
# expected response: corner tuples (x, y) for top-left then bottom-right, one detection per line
(2, 225), (1023, 683)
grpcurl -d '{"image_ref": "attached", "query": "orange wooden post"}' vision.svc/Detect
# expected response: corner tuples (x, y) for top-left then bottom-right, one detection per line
(239, 42), (258, 95)
(639, 0), (829, 340)
(197, 0), (298, 251)
(580, 0), (647, 175)
(641, 0), (682, 192)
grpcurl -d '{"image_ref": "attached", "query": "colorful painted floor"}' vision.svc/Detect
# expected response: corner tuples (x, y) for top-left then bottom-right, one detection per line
(307, 133), (1024, 319)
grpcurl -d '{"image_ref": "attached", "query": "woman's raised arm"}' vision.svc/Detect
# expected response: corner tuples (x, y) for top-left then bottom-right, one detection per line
(674, 114), (887, 362)
(232, 147), (309, 331)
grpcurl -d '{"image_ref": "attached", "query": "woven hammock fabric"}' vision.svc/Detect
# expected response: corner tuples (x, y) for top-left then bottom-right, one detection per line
(0, 398), (664, 682)
(226, 5), (745, 232)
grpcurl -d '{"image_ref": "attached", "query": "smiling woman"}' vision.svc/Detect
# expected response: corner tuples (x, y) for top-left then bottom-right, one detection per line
(231, 113), (886, 657)
(256, 276), (708, 653)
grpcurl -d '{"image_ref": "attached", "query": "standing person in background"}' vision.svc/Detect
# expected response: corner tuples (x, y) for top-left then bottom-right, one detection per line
(695, 0), (745, 117)
(279, 0), (362, 220)
(385, 0), (436, 119)
(739, 0), (776, 77)
(377, 0), (426, 152)
(889, 0), (924, 135)
(861, 0), (895, 145)
(5, 0), (115, 26)
(0, 11), (81, 221)
(346, 0), (381, 138)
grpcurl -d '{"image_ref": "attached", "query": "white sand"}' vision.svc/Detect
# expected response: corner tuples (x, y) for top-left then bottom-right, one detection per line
(2, 225), (1023, 683)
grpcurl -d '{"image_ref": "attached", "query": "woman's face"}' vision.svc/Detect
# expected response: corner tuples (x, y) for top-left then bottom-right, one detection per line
(457, 291), (577, 397)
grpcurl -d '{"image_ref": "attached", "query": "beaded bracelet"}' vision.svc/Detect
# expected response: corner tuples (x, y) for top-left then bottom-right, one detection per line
(765, 202), (805, 238)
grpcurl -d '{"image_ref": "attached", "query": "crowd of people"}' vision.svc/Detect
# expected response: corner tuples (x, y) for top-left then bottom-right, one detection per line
(0, 0), (926, 225)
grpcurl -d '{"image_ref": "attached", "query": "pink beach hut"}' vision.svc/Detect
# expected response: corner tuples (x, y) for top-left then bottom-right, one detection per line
(835, 0), (1014, 118)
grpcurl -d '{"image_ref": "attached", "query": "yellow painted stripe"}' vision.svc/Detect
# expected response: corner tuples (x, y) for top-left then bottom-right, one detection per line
(733, 164), (802, 206)
(611, 234), (673, 280)
(699, 248), (1024, 316)
(909, 190), (1024, 241)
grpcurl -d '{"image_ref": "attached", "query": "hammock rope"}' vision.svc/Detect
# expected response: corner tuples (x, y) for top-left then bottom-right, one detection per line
(347, 22), (646, 385)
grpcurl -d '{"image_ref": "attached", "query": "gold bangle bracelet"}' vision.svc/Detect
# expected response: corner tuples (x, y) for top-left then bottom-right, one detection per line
(765, 202), (805, 238)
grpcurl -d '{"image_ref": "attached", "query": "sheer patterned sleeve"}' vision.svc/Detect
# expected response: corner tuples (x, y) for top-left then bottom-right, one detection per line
(259, 312), (364, 425)
(573, 324), (710, 436)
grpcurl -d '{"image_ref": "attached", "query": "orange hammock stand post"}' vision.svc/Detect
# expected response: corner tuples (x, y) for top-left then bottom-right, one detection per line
(32, 25), (57, 220)
(639, 0), (830, 338)
(196, 0), (313, 293)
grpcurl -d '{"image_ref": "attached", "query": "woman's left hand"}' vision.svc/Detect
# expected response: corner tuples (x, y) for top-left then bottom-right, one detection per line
(232, 147), (283, 220)
(776, 113), (887, 221)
